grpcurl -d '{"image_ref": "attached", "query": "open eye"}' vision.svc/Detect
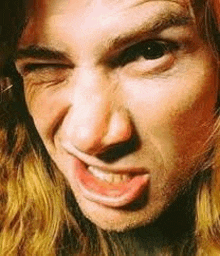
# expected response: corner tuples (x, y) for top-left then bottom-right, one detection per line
(110, 40), (178, 67)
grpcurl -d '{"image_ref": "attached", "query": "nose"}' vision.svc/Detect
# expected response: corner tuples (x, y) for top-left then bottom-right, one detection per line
(60, 68), (133, 156)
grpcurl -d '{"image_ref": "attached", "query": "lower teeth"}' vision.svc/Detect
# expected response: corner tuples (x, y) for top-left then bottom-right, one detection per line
(88, 166), (130, 184)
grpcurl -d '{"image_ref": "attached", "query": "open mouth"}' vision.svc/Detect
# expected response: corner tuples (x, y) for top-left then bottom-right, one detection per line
(88, 166), (134, 183)
(74, 159), (150, 208)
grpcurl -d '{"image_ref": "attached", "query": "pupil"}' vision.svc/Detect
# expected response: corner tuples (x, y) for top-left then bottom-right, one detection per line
(142, 42), (166, 60)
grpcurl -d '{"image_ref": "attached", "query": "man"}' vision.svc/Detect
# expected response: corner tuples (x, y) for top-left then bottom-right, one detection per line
(0, 0), (219, 254)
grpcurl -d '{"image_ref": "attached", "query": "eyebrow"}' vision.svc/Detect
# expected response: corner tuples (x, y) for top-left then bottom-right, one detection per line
(16, 45), (70, 61)
(16, 10), (193, 62)
(108, 11), (193, 53)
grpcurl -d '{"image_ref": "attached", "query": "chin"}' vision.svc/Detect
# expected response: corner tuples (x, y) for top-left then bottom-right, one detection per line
(75, 194), (166, 232)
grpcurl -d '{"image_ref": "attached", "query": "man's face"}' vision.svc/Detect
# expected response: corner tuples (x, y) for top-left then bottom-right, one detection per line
(16, 0), (218, 231)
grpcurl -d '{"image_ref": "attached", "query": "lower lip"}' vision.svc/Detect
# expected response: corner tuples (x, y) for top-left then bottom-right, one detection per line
(73, 159), (150, 208)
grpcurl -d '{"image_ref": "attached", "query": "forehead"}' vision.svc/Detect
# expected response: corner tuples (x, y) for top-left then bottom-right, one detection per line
(20, 0), (194, 49)
(32, 0), (191, 16)
(26, 0), (193, 34)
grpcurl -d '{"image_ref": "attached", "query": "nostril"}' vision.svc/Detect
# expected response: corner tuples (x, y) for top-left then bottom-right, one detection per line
(97, 133), (141, 163)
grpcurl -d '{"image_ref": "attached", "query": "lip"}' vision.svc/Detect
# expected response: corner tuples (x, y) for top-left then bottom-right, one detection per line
(62, 140), (147, 174)
(73, 158), (150, 208)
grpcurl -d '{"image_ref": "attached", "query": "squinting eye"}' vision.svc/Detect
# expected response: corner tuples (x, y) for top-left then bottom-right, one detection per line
(22, 63), (70, 73)
(19, 63), (72, 87)
(110, 40), (178, 67)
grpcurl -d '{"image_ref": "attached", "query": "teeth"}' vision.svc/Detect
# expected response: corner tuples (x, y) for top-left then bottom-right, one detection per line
(88, 166), (131, 184)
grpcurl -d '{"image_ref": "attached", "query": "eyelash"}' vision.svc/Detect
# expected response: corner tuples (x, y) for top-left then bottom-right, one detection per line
(109, 40), (179, 67)
(23, 63), (70, 73)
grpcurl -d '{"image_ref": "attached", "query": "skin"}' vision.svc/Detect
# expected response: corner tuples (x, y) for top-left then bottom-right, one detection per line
(16, 0), (218, 231)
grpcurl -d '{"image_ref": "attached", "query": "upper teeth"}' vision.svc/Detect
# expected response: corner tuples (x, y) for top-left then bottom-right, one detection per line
(88, 166), (131, 184)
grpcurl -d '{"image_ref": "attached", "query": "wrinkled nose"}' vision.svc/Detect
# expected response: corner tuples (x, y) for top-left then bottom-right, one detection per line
(60, 68), (133, 156)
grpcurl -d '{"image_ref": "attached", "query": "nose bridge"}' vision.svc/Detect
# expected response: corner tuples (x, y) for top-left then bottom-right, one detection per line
(72, 67), (113, 125)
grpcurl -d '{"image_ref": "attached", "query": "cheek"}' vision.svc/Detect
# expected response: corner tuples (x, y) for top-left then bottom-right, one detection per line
(24, 85), (69, 145)
(122, 61), (217, 170)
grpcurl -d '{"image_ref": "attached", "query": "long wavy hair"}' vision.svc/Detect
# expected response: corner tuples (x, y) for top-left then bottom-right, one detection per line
(0, 0), (219, 255)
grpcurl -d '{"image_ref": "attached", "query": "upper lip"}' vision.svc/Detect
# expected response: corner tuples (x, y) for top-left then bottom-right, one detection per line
(61, 141), (148, 174)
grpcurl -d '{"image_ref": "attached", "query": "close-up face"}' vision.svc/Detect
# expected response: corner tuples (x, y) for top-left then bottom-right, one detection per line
(15, 0), (218, 231)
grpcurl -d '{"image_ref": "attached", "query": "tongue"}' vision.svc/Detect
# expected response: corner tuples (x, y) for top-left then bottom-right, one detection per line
(74, 160), (150, 208)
